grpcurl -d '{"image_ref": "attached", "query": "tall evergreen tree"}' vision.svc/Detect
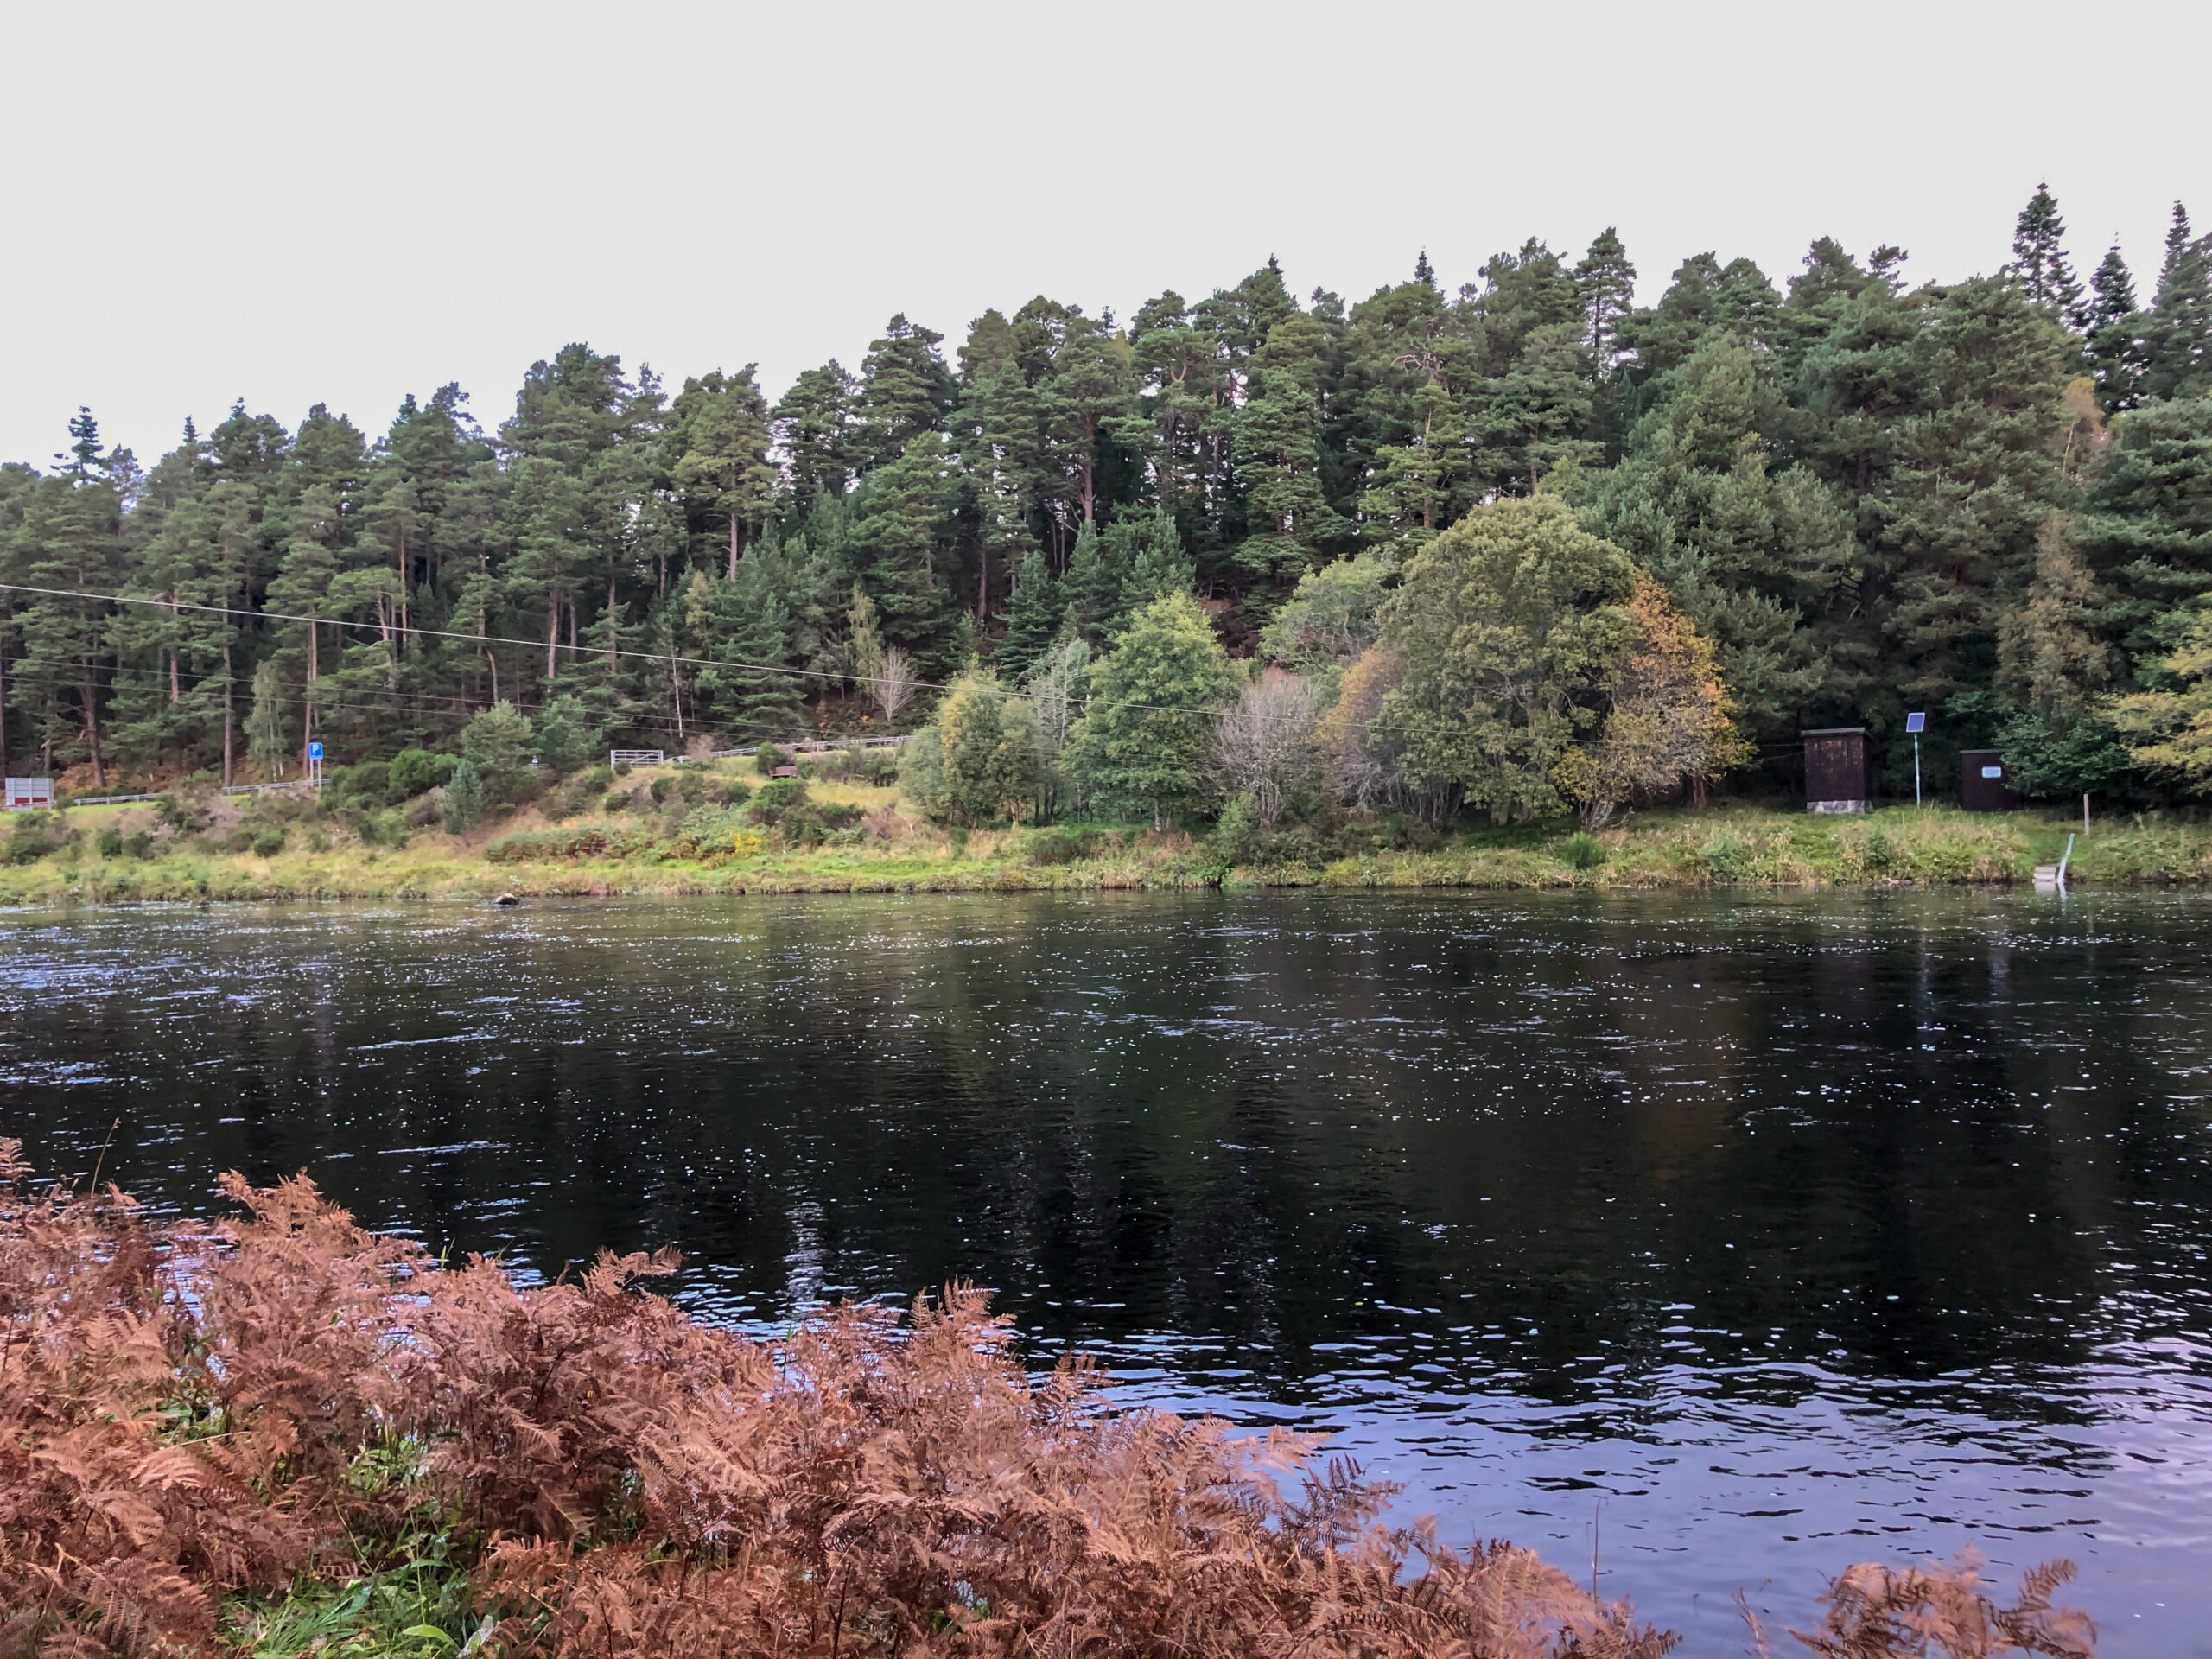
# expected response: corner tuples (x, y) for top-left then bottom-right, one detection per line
(855, 316), (955, 473)
(2009, 182), (2084, 321)
(995, 549), (1064, 683)
(2085, 244), (2146, 414)
(668, 366), (778, 577)
(2142, 203), (2212, 403)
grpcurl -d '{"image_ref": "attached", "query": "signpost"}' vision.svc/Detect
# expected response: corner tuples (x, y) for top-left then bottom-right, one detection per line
(1904, 712), (1926, 806)
(308, 741), (324, 789)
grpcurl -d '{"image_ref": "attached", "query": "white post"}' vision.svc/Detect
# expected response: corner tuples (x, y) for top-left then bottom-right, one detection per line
(1913, 735), (1922, 807)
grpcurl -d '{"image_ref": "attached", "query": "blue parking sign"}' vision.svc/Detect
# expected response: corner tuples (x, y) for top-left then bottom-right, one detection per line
(308, 742), (323, 760)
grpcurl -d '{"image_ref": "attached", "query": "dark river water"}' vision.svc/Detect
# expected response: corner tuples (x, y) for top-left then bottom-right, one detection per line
(3, 890), (2209, 1652)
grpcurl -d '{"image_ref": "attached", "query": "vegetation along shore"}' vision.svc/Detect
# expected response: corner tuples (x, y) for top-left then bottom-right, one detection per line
(2, 743), (2206, 906)
(0, 1144), (2097, 1658)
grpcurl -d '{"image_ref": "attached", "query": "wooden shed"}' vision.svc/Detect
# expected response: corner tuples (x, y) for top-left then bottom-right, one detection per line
(1802, 728), (1871, 814)
(1959, 749), (2020, 812)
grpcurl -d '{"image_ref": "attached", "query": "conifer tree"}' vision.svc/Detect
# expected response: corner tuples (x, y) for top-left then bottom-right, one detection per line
(669, 366), (778, 577)
(855, 316), (955, 473)
(1058, 518), (1120, 645)
(772, 362), (857, 502)
(1573, 227), (1639, 369)
(995, 550), (1064, 682)
(848, 432), (952, 668)
(1062, 589), (1239, 826)
(2010, 183), (2084, 321)
(1116, 510), (1194, 618)
(2142, 203), (2212, 403)
(2085, 244), (2146, 414)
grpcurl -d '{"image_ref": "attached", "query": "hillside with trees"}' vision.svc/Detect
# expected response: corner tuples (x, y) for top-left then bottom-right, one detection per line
(6, 185), (2212, 829)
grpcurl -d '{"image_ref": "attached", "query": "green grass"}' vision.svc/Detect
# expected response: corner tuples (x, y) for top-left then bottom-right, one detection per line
(3, 795), (2205, 907)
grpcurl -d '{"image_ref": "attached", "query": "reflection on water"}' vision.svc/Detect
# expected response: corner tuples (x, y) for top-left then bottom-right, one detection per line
(3, 890), (2209, 1646)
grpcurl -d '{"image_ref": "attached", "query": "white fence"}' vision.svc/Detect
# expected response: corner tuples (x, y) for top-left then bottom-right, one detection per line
(616, 736), (912, 769)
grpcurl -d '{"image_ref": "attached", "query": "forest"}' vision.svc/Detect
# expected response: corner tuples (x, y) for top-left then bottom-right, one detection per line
(4, 183), (2211, 831)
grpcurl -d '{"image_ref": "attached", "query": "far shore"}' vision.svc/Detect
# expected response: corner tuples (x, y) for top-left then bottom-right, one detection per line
(3, 779), (2203, 907)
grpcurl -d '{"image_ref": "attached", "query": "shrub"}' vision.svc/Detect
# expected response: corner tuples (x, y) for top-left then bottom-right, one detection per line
(4, 812), (67, 865)
(1566, 830), (1607, 869)
(442, 760), (487, 834)
(649, 774), (677, 804)
(721, 779), (752, 806)
(1027, 827), (1106, 866)
(746, 776), (807, 823)
(486, 826), (659, 864)
(754, 741), (784, 776)
(251, 827), (287, 858)
(390, 749), (460, 799)
(331, 761), (392, 807)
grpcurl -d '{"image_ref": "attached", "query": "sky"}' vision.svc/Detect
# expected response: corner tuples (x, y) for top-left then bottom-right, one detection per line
(4, 0), (2209, 467)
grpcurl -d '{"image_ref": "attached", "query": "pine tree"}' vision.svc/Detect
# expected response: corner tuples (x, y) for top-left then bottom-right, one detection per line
(1062, 590), (1239, 825)
(681, 563), (803, 741)
(1116, 510), (1193, 618)
(1573, 227), (1639, 370)
(2084, 244), (2146, 414)
(1059, 518), (1120, 645)
(669, 366), (778, 577)
(2009, 183), (2083, 321)
(2142, 203), (2212, 403)
(995, 550), (1064, 682)
(772, 362), (857, 503)
(847, 433), (952, 668)
(855, 316), (955, 473)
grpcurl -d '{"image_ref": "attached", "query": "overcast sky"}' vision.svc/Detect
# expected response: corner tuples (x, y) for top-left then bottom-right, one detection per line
(5, 0), (2207, 468)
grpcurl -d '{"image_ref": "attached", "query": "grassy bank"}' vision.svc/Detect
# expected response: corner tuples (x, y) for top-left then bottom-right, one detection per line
(2, 758), (2208, 906)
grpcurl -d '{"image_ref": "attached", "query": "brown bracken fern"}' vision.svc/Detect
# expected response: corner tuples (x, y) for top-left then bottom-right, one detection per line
(0, 1141), (2096, 1658)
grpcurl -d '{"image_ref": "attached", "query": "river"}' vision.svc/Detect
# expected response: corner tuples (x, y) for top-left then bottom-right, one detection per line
(3, 890), (2208, 1650)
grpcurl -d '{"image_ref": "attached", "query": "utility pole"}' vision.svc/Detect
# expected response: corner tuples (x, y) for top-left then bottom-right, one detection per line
(1905, 712), (1926, 805)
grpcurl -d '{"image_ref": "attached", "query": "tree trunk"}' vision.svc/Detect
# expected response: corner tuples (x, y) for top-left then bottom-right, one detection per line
(82, 672), (104, 787)
(219, 641), (233, 787)
(545, 594), (559, 683)
(728, 514), (740, 580)
(302, 620), (318, 774)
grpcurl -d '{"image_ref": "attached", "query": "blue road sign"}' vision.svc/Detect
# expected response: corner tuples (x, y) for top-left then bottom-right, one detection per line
(308, 741), (323, 760)
(1904, 712), (1926, 734)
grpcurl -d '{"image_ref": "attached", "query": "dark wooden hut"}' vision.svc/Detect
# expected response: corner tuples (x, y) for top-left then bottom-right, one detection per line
(1802, 728), (1871, 814)
(1959, 749), (2020, 812)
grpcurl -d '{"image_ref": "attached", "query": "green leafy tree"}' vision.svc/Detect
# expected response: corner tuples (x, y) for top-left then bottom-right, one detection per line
(1258, 549), (1396, 675)
(1062, 590), (1238, 825)
(1378, 495), (1636, 823)
(908, 670), (1040, 824)
(682, 563), (803, 741)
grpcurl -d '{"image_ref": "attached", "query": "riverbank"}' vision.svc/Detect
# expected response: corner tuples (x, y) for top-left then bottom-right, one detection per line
(2, 767), (2206, 906)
